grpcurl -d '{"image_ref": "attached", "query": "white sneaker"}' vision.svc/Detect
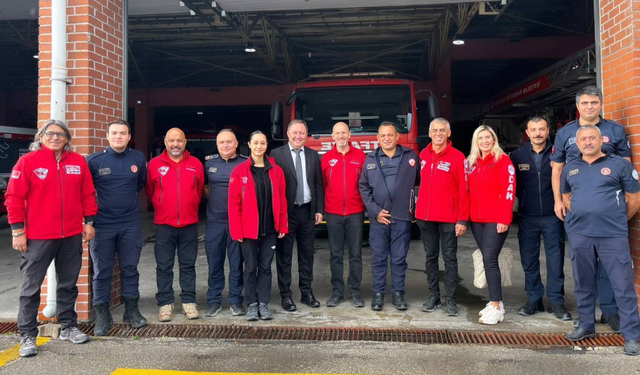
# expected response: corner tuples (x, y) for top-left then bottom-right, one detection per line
(479, 304), (504, 325)
(479, 301), (504, 316)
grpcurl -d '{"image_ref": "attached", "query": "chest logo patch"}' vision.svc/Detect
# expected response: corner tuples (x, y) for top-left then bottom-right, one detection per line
(209, 167), (217, 174)
(409, 158), (416, 167)
(99, 168), (111, 176)
(350, 160), (360, 165)
(518, 164), (530, 171)
(602, 136), (610, 143)
(131, 165), (138, 174)
(367, 163), (376, 170)
(568, 169), (579, 177)
(242, 177), (248, 184)
(436, 161), (451, 172)
(421, 160), (427, 169)
(601, 167), (611, 176)
(508, 165), (515, 175)
(34, 168), (48, 180)
(329, 159), (338, 167)
(186, 166), (196, 172)
(10, 170), (20, 179)
(158, 166), (169, 176)
(65, 165), (81, 175)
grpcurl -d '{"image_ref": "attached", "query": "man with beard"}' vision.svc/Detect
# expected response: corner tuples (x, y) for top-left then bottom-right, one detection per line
(510, 116), (571, 320)
(146, 128), (204, 322)
(321, 122), (367, 308)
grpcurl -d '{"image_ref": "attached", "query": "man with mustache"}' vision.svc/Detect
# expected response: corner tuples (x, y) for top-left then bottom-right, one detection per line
(146, 127), (204, 322)
(561, 125), (640, 356)
(551, 85), (631, 333)
(510, 116), (570, 320)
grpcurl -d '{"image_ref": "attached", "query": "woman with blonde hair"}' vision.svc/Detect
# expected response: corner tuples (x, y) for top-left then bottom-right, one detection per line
(467, 125), (516, 325)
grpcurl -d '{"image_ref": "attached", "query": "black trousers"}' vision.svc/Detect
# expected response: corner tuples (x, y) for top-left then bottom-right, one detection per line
(417, 220), (458, 300)
(326, 212), (364, 296)
(276, 203), (315, 298)
(19, 235), (83, 338)
(154, 224), (198, 306)
(241, 233), (277, 305)
(470, 222), (509, 302)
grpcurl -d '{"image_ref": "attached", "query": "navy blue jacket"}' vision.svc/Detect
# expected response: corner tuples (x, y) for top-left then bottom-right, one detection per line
(86, 147), (147, 228)
(204, 153), (247, 222)
(358, 145), (419, 222)
(510, 141), (555, 217)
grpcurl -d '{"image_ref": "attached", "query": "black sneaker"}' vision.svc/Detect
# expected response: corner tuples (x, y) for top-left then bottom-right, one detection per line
(258, 303), (273, 320)
(601, 314), (621, 333)
(350, 294), (365, 308)
(246, 303), (259, 321)
(371, 293), (384, 311)
(518, 300), (544, 316)
(391, 292), (408, 310)
(204, 303), (222, 317)
(547, 304), (572, 321)
(326, 294), (345, 307)
(624, 340), (640, 356)
(59, 327), (90, 344)
(19, 336), (37, 357)
(565, 327), (596, 341)
(421, 295), (441, 312)
(230, 303), (246, 316)
(445, 298), (458, 317)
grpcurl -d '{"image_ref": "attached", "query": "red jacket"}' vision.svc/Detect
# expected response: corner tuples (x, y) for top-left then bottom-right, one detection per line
(5, 147), (98, 240)
(467, 153), (516, 225)
(146, 150), (204, 227)
(415, 142), (469, 224)
(321, 146), (366, 216)
(228, 157), (288, 241)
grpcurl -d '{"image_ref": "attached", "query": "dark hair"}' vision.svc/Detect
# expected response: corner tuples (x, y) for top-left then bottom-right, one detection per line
(575, 85), (603, 103)
(107, 119), (131, 134)
(527, 116), (548, 129)
(249, 130), (267, 142)
(378, 121), (397, 131)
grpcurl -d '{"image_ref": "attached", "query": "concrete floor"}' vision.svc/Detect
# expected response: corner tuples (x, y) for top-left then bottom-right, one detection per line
(0, 212), (612, 334)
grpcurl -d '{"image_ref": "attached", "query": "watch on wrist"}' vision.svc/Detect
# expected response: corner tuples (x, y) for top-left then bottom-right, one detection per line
(85, 221), (94, 227)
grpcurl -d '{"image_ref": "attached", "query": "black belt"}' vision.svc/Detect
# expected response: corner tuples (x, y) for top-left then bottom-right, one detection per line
(294, 203), (310, 208)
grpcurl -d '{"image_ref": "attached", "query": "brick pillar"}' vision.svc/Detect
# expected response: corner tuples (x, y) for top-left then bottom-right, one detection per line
(37, 0), (125, 321)
(600, 0), (640, 306)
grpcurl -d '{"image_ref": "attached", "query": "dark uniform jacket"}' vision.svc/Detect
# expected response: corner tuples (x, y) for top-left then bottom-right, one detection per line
(204, 153), (247, 222)
(358, 145), (419, 222)
(510, 141), (554, 217)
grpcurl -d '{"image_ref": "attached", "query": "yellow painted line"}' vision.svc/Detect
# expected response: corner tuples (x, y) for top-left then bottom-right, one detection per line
(0, 337), (50, 368)
(111, 372), (360, 375)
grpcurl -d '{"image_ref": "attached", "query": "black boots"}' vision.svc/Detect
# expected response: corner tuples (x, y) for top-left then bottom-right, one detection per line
(93, 302), (113, 336)
(123, 296), (148, 328)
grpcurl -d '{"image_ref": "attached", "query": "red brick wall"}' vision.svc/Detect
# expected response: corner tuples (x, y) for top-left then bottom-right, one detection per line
(37, 0), (125, 321)
(600, 0), (640, 305)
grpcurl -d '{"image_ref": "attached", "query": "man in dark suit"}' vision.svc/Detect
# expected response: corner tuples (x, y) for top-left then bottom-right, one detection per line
(270, 119), (325, 311)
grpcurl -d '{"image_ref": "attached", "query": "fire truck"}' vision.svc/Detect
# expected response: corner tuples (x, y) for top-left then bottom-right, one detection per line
(271, 78), (438, 153)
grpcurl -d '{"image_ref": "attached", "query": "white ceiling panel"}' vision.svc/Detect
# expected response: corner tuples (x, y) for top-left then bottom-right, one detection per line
(217, 0), (470, 12)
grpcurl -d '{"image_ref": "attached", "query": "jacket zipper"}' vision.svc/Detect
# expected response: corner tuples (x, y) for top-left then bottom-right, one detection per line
(177, 167), (181, 226)
(343, 156), (347, 215)
(57, 161), (65, 238)
(425, 153), (437, 220)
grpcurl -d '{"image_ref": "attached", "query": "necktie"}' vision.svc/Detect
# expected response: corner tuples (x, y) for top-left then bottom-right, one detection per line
(293, 149), (304, 205)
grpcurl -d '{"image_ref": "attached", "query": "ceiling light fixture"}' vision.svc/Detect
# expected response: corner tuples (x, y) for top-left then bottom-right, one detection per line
(244, 42), (256, 53)
(452, 35), (465, 45)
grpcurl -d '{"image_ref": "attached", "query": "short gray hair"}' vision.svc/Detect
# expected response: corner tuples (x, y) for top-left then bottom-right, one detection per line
(287, 119), (308, 132)
(429, 117), (450, 131)
(575, 86), (603, 104)
(576, 124), (602, 138)
(30, 119), (73, 152)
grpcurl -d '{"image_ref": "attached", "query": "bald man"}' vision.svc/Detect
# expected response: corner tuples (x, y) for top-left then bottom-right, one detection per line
(146, 128), (204, 322)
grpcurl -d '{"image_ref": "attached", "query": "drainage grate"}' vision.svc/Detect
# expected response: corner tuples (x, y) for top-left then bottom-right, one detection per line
(0, 322), (625, 348)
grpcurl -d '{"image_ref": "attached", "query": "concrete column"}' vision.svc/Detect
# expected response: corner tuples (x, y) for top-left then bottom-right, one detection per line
(38, 0), (125, 320)
(600, 0), (640, 305)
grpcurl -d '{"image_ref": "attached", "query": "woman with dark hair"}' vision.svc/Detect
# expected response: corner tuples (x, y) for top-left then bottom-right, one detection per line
(467, 125), (516, 325)
(228, 131), (288, 321)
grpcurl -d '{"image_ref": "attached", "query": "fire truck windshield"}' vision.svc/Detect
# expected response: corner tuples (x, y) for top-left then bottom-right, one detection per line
(293, 86), (412, 135)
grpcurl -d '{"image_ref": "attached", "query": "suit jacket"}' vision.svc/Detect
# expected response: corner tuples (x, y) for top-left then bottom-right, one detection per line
(270, 144), (325, 220)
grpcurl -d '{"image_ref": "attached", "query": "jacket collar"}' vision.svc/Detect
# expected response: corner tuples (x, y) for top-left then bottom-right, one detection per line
(159, 149), (191, 164)
(426, 141), (451, 156)
(39, 145), (69, 161)
(106, 146), (129, 157)
(523, 140), (552, 154)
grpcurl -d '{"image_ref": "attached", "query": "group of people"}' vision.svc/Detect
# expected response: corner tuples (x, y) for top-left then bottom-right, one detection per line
(5, 85), (640, 357)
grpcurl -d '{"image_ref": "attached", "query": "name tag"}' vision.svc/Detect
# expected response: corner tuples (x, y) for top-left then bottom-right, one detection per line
(568, 169), (579, 177)
(367, 163), (376, 170)
(436, 161), (451, 172)
(65, 165), (81, 175)
(99, 168), (111, 175)
(518, 164), (530, 171)
(209, 167), (217, 174)
(186, 166), (197, 172)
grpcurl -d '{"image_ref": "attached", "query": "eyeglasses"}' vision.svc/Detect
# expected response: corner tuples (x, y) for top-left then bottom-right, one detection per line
(44, 132), (68, 139)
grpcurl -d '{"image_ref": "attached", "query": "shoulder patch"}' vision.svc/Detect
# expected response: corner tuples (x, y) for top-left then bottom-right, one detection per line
(10, 170), (20, 179)
(602, 135), (610, 143)
(633, 170), (638, 180)
(205, 154), (219, 161)
(508, 165), (515, 175)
